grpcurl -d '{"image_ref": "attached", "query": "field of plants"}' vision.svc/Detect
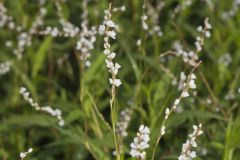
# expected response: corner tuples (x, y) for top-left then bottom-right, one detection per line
(0, 0), (240, 160)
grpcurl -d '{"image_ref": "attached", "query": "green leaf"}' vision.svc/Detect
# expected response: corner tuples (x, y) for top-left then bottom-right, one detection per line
(32, 36), (53, 77)
(0, 114), (55, 131)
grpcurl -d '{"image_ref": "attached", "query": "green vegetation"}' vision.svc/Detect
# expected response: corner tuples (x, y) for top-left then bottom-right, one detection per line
(0, 0), (240, 160)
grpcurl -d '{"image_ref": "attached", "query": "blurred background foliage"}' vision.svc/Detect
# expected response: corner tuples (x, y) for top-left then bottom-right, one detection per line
(0, 0), (240, 160)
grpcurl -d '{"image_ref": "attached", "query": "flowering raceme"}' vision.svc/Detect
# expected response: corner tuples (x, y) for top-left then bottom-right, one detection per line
(0, 61), (11, 75)
(19, 87), (64, 126)
(76, 0), (97, 67)
(116, 108), (133, 137)
(178, 124), (203, 160)
(20, 148), (33, 160)
(130, 125), (150, 160)
(99, 4), (122, 87)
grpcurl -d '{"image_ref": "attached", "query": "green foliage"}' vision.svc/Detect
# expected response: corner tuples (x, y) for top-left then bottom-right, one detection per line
(0, 0), (240, 160)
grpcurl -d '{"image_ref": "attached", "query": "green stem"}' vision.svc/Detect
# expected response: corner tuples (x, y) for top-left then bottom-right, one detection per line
(110, 75), (120, 160)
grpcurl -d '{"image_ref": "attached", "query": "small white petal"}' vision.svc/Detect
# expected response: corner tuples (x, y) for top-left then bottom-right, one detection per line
(181, 91), (189, 97)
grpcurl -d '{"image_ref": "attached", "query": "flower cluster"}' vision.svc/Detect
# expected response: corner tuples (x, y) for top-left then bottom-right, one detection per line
(140, 4), (148, 31)
(161, 72), (197, 137)
(222, 0), (240, 20)
(140, 2), (164, 37)
(19, 87), (64, 126)
(178, 124), (203, 160)
(141, 14), (148, 31)
(113, 5), (126, 12)
(20, 148), (33, 160)
(0, 3), (16, 30)
(99, 4), (122, 87)
(130, 125), (150, 160)
(13, 32), (32, 59)
(29, 7), (47, 35)
(0, 2), (26, 59)
(170, 0), (193, 19)
(172, 41), (199, 66)
(2, 1), (47, 60)
(113, 108), (133, 156)
(116, 108), (133, 137)
(171, 18), (211, 66)
(56, 1), (79, 37)
(195, 17), (212, 52)
(59, 18), (79, 37)
(218, 53), (232, 67)
(180, 73), (197, 98)
(38, 1), (79, 38)
(145, 2), (164, 37)
(76, 0), (97, 67)
(0, 61), (11, 75)
(38, 26), (61, 37)
(177, 72), (187, 91)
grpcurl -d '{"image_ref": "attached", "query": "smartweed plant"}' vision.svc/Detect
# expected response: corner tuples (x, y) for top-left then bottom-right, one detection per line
(0, 0), (239, 160)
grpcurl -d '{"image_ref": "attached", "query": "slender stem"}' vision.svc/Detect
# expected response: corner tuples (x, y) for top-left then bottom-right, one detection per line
(198, 69), (228, 118)
(151, 62), (201, 160)
(80, 59), (85, 104)
(151, 119), (166, 160)
(103, 3), (120, 159)
(110, 74), (120, 160)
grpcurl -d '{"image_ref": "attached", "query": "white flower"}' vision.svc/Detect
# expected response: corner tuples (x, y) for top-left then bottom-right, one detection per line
(174, 99), (180, 106)
(165, 108), (170, 115)
(178, 124), (203, 160)
(142, 14), (148, 20)
(189, 79), (196, 89)
(107, 30), (116, 39)
(19, 87), (64, 126)
(136, 39), (142, 46)
(85, 61), (91, 67)
(105, 59), (114, 68)
(20, 152), (26, 159)
(106, 20), (116, 28)
(76, 18), (97, 66)
(114, 63), (121, 69)
(181, 91), (189, 97)
(197, 26), (203, 32)
(205, 18), (212, 29)
(121, 6), (126, 11)
(116, 108), (132, 137)
(5, 41), (12, 47)
(161, 125), (165, 136)
(20, 148), (33, 159)
(107, 52), (116, 59)
(0, 61), (11, 75)
(190, 151), (196, 158)
(205, 31), (211, 38)
(190, 74), (196, 79)
(141, 14), (148, 30)
(109, 78), (122, 87)
(59, 119), (65, 126)
(130, 125), (150, 159)
(104, 49), (110, 55)
(99, 25), (105, 34)
(28, 148), (33, 153)
(218, 53), (232, 66)
(165, 108), (170, 119)
(100, 5), (122, 88)
(195, 41), (202, 52)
